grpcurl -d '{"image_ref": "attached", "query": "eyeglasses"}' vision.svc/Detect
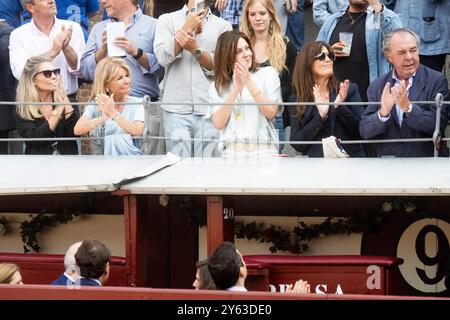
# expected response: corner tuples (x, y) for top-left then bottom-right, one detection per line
(314, 52), (335, 62)
(36, 69), (60, 78)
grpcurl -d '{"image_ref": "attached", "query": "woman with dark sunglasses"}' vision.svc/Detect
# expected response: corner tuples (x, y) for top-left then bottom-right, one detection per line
(289, 40), (365, 157)
(15, 54), (79, 155)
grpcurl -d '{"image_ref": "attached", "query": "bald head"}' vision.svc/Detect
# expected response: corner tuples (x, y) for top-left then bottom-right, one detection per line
(64, 241), (82, 273)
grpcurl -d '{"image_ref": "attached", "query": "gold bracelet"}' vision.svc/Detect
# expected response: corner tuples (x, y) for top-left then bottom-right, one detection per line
(252, 91), (262, 97)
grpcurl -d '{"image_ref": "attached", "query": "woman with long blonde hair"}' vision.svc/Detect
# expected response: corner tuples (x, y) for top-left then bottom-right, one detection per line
(74, 57), (145, 155)
(240, 0), (297, 150)
(0, 263), (23, 285)
(15, 55), (79, 155)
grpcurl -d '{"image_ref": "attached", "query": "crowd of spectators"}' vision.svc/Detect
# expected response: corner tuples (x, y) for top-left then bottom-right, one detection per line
(0, 0), (448, 158)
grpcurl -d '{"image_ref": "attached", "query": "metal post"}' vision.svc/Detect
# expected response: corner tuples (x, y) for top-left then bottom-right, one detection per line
(432, 93), (443, 157)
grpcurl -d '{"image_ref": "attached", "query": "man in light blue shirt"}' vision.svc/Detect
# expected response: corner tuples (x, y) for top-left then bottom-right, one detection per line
(381, 0), (449, 72)
(81, 1), (161, 99)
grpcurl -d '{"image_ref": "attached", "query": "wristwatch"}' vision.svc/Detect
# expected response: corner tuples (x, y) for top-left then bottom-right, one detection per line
(133, 48), (143, 59)
(113, 113), (121, 121)
(193, 47), (204, 60)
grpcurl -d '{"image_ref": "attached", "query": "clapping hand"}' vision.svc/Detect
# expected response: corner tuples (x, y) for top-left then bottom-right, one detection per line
(390, 80), (410, 112)
(285, 280), (311, 294)
(61, 25), (73, 50)
(96, 93), (116, 118)
(313, 84), (330, 119)
(232, 61), (245, 92)
(379, 82), (395, 117)
(174, 29), (197, 53)
(334, 79), (350, 108)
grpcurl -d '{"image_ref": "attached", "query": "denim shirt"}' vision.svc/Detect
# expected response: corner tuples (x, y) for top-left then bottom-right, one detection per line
(316, 6), (402, 83)
(313, 0), (349, 27)
(382, 0), (450, 55)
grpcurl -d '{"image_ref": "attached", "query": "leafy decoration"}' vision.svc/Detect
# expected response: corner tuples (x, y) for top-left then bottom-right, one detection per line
(19, 194), (105, 253)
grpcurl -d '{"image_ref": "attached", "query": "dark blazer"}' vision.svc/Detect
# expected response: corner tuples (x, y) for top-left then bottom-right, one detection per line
(79, 278), (101, 287)
(15, 111), (80, 155)
(360, 64), (449, 157)
(0, 22), (16, 132)
(51, 273), (75, 286)
(289, 82), (365, 157)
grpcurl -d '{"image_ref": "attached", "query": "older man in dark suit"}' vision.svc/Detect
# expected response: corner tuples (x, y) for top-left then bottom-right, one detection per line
(360, 28), (449, 157)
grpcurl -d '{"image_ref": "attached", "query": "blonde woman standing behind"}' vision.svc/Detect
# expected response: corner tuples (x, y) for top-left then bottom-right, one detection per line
(240, 0), (297, 149)
(74, 57), (145, 155)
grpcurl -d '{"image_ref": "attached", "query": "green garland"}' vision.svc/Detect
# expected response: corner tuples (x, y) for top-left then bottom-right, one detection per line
(19, 194), (105, 253)
(0, 195), (420, 254)
(235, 213), (384, 254)
(235, 197), (419, 254)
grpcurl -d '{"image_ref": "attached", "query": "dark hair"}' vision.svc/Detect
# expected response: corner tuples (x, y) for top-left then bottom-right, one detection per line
(213, 31), (257, 96)
(75, 239), (111, 280)
(207, 242), (242, 290)
(195, 260), (216, 290)
(292, 41), (339, 119)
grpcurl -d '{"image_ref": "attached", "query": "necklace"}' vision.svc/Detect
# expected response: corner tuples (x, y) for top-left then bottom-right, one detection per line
(348, 10), (366, 25)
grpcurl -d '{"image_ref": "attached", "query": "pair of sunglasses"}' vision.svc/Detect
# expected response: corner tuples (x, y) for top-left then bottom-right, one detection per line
(314, 52), (335, 62)
(36, 69), (61, 78)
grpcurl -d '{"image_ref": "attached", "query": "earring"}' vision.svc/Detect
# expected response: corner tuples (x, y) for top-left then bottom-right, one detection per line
(269, 22), (273, 35)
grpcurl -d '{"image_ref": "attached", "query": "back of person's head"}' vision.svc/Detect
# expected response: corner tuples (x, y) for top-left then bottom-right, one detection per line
(75, 239), (111, 280)
(207, 242), (243, 290)
(16, 54), (53, 121)
(194, 260), (216, 290)
(0, 263), (22, 285)
(64, 241), (82, 275)
(90, 57), (131, 101)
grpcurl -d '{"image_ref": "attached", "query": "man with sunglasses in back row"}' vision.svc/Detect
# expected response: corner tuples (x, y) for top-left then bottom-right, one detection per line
(9, 0), (85, 104)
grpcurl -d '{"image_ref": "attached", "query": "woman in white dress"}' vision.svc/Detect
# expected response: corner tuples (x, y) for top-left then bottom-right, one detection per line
(208, 31), (282, 157)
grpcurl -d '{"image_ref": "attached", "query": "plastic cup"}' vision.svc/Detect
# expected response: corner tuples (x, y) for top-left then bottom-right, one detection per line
(339, 32), (353, 56)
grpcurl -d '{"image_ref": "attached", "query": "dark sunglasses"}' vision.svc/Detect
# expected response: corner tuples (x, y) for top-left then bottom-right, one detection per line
(36, 69), (61, 78)
(314, 52), (335, 62)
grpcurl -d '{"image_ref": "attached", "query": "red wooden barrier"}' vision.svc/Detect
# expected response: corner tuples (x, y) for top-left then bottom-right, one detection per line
(0, 253), (127, 286)
(244, 255), (404, 295)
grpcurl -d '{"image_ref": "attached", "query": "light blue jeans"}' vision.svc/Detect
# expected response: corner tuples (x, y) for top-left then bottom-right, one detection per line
(163, 110), (220, 158)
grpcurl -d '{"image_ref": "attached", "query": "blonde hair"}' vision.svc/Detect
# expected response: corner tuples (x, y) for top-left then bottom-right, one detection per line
(143, 0), (154, 16)
(0, 263), (20, 284)
(90, 57), (132, 107)
(240, 0), (287, 74)
(16, 55), (54, 121)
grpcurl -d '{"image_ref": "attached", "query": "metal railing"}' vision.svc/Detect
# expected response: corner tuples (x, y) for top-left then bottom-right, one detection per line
(0, 94), (448, 157)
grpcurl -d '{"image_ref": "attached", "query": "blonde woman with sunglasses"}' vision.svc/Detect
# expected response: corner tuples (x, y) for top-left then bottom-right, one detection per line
(15, 54), (79, 155)
(290, 41), (365, 157)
